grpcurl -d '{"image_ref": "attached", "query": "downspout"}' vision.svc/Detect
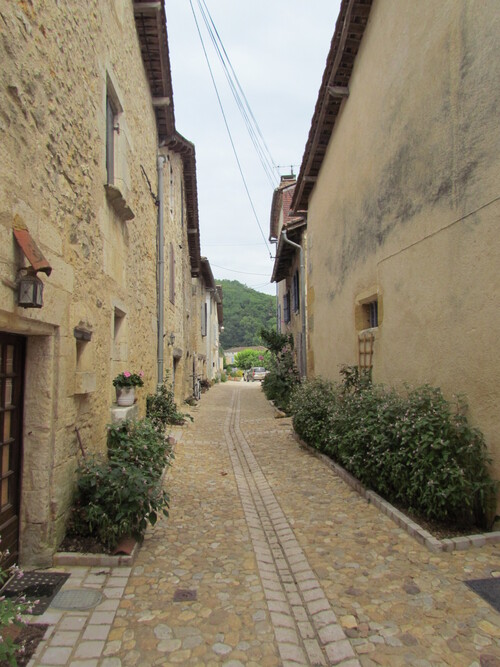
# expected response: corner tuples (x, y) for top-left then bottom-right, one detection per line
(157, 154), (166, 386)
(281, 229), (306, 379)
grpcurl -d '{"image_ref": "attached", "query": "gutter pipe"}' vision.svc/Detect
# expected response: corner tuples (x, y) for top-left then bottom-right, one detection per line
(157, 154), (166, 386)
(281, 229), (306, 379)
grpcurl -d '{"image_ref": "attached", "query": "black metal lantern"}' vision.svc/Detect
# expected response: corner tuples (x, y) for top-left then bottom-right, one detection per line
(18, 270), (44, 308)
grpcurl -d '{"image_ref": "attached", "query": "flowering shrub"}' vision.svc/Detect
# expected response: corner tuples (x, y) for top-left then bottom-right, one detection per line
(290, 369), (497, 529)
(112, 370), (144, 388)
(146, 377), (190, 429)
(260, 329), (300, 412)
(0, 540), (38, 665)
(68, 418), (171, 549)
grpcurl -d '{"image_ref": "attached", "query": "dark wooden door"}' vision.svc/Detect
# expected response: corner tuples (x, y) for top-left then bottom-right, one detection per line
(0, 334), (25, 567)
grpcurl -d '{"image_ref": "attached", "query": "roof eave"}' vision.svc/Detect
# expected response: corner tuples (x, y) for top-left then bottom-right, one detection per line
(292, 0), (373, 213)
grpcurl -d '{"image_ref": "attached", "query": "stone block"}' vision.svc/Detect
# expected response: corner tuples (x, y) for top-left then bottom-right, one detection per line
(74, 371), (96, 394)
(110, 403), (138, 424)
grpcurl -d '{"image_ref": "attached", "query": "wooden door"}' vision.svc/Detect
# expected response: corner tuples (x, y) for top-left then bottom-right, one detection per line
(0, 334), (25, 567)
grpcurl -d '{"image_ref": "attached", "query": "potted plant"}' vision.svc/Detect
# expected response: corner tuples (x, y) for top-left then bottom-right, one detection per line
(113, 370), (144, 406)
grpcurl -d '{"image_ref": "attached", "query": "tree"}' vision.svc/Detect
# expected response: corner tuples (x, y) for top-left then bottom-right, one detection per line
(217, 280), (276, 348)
(234, 349), (271, 370)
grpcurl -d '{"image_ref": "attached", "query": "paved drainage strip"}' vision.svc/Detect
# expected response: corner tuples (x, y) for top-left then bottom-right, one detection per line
(225, 389), (360, 667)
(292, 436), (500, 553)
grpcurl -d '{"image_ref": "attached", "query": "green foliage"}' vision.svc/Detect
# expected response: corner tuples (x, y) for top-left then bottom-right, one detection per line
(69, 418), (172, 549)
(290, 371), (497, 529)
(0, 543), (38, 665)
(233, 348), (270, 370)
(146, 377), (190, 428)
(217, 280), (276, 348)
(261, 328), (300, 412)
(112, 370), (144, 387)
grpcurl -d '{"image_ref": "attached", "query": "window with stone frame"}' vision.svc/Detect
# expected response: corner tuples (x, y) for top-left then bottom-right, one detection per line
(283, 290), (291, 324)
(292, 270), (300, 313)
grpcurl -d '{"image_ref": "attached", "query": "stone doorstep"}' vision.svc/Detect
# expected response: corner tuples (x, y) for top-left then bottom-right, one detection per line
(294, 434), (500, 553)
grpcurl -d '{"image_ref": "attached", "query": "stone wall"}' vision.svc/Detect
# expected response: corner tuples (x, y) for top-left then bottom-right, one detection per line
(0, 0), (163, 563)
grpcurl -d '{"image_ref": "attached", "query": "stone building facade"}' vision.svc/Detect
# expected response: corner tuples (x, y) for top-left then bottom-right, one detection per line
(292, 0), (500, 489)
(0, 0), (213, 565)
(269, 176), (307, 376)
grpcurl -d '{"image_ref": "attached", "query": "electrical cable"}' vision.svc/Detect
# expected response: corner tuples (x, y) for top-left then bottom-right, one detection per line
(188, 0), (273, 257)
(196, 0), (277, 187)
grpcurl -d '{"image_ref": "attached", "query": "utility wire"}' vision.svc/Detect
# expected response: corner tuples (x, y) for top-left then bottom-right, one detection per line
(210, 263), (271, 276)
(196, 0), (277, 188)
(188, 0), (273, 257)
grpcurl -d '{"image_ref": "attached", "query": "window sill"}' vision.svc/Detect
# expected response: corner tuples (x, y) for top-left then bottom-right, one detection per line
(104, 183), (135, 221)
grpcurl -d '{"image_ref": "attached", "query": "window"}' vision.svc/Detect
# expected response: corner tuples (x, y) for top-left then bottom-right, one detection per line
(292, 270), (300, 313)
(283, 291), (291, 324)
(106, 93), (118, 185)
(201, 302), (207, 336)
(363, 299), (378, 328)
(169, 243), (175, 304)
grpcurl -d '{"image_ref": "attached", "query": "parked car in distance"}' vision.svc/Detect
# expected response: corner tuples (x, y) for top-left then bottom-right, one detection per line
(246, 366), (267, 382)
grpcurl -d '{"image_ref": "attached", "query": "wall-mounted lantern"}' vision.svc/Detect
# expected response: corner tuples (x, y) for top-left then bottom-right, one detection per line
(13, 218), (52, 309)
(17, 269), (44, 308)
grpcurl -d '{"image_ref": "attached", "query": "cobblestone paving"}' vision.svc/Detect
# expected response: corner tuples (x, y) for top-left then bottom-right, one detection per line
(31, 382), (500, 666)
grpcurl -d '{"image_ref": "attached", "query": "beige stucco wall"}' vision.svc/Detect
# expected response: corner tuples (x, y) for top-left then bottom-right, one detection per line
(0, 0), (162, 563)
(306, 1), (500, 480)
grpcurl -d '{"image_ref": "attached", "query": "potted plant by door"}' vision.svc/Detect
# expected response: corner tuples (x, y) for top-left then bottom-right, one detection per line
(113, 370), (144, 406)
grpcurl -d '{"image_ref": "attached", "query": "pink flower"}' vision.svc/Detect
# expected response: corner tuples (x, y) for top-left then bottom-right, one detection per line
(139, 370), (144, 377)
(123, 371), (131, 378)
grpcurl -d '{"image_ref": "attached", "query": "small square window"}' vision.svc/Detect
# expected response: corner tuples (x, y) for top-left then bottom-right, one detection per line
(363, 300), (378, 328)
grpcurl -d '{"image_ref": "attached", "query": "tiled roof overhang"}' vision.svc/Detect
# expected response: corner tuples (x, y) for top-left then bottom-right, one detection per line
(216, 286), (223, 325)
(134, 1), (176, 140)
(165, 132), (202, 277)
(134, 1), (201, 277)
(200, 257), (216, 291)
(269, 179), (296, 242)
(291, 0), (373, 213)
(271, 218), (306, 283)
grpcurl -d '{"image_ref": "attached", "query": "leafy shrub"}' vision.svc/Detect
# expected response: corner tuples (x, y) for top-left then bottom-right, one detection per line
(260, 329), (300, 412)
(146, 377), (189, 429)
(290, 371), (496, 529)
(0, 543), (38, 666)
(69, 418), (172, 549)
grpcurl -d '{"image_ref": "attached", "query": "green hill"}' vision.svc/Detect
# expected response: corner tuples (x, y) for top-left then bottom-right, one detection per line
(218, 280), (276, 349)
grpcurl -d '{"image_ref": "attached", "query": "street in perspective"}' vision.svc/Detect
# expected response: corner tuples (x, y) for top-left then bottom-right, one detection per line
(29, 382), (500, 667)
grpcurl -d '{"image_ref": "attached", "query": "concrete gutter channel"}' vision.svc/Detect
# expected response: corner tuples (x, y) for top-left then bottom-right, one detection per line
(270, 406), (500, 553)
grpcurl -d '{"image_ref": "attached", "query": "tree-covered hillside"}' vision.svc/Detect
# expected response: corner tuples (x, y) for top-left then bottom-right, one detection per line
(218, 280), (276, 349)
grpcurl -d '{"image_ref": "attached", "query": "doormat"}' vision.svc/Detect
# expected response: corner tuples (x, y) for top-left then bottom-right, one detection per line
(465, 578), (500, 613)
(1, 571), (70, 615)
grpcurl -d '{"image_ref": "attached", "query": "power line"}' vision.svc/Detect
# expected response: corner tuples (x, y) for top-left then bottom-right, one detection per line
(210, 263), (271, 276)
(196, 0), (277, 188)
(188, 0), (273, 257)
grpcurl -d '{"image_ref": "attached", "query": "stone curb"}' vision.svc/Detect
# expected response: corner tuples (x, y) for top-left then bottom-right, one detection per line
(52, 426), (186, 568)
(293, 433), (500, 553)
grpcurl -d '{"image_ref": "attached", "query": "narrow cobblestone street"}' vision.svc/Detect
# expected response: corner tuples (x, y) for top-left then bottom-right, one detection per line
(33, 382), (500, 666)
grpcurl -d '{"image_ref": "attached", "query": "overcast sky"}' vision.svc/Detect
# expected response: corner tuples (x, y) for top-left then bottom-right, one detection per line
(166, 1), (341, 295)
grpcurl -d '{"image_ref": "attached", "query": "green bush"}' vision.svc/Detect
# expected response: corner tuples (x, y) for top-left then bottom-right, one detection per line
(69, 418), (172, 549)
(260, 329), (300, 412)
(290, 372), (496, 529)
(146, 377), (189, 429)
